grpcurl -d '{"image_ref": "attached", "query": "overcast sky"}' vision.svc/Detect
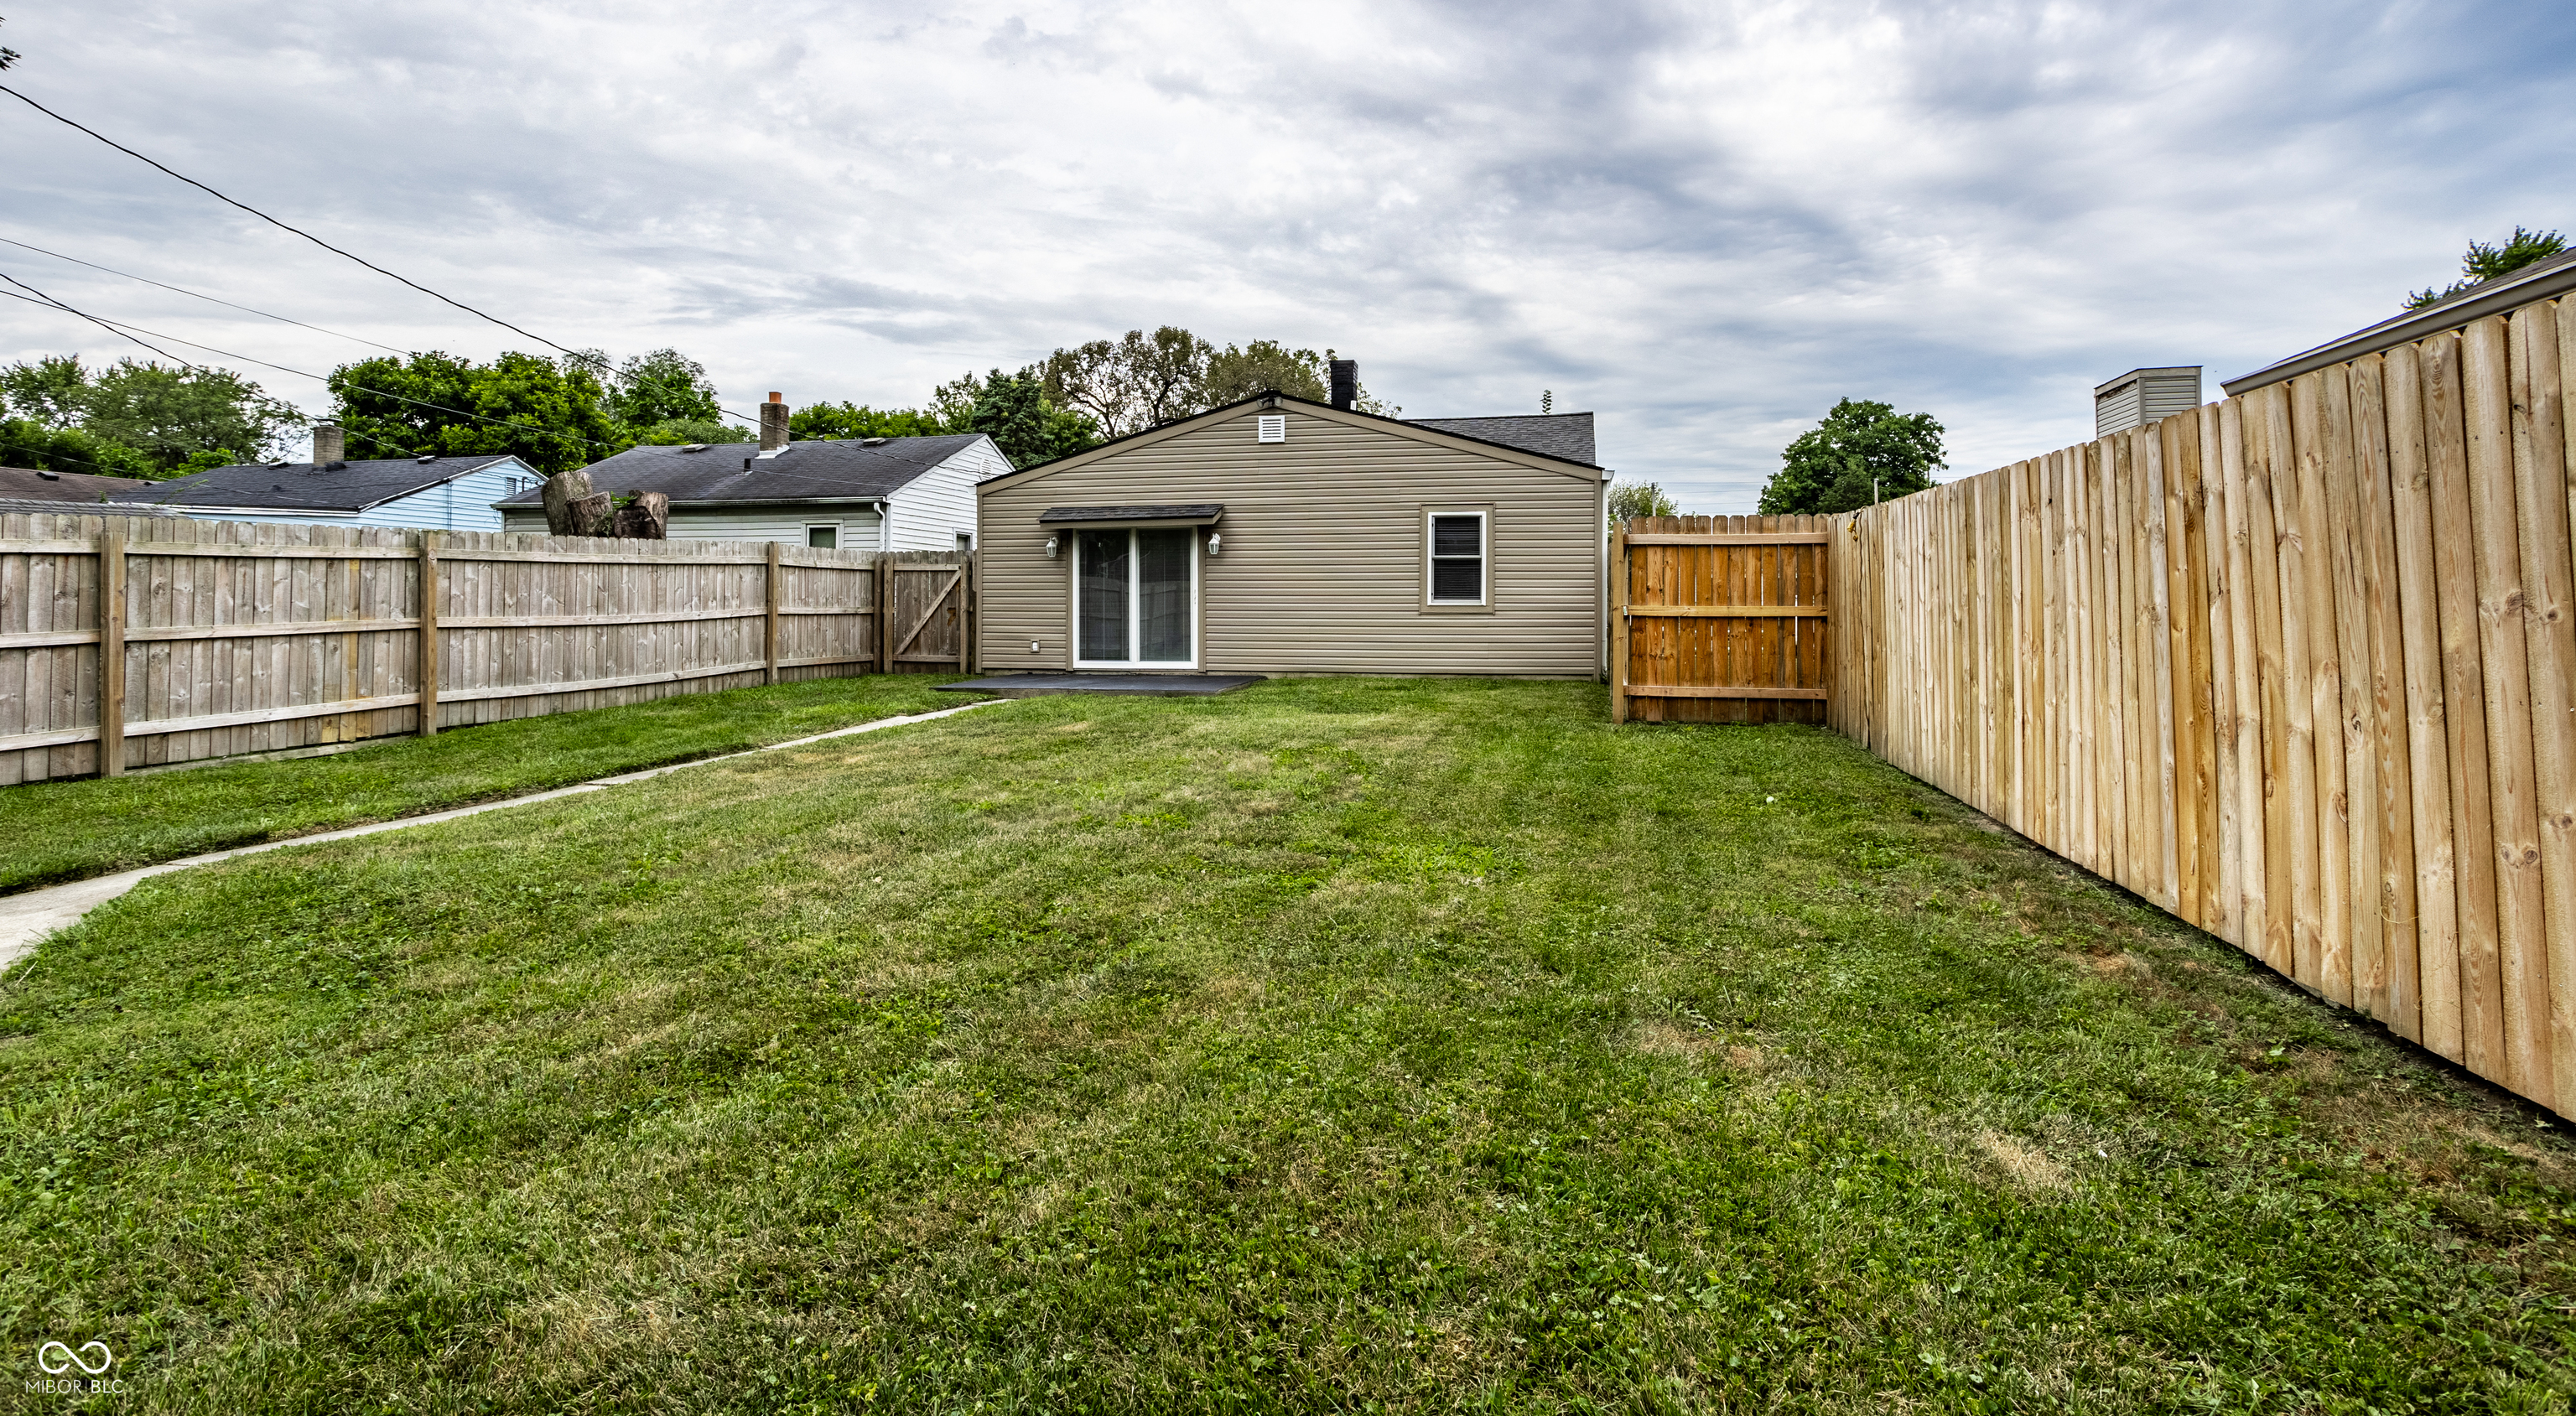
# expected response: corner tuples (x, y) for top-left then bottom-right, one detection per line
(4, 1), (2571, 508)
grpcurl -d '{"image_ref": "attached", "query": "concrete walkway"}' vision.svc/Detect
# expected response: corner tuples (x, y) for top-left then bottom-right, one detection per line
(0, 698), (1008, 975)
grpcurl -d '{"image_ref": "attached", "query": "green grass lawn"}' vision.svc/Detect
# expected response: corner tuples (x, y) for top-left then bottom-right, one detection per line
(0, 674), (980, 894)
(4, 678), (2571, 1413)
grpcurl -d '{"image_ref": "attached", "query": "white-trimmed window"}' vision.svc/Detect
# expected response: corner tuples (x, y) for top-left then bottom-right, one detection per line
(1074, 527), (1198, 668)
(805, 522), (839, 549)
(1426, 510), (1488, 605)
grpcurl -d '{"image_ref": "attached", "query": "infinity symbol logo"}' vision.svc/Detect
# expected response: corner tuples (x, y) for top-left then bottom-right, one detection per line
(37, 1340), (113, 1376)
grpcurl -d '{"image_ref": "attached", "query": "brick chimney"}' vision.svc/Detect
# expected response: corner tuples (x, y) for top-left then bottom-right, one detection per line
(761, 392), (789, 451)
(1328, 360), (1357, 411)
(311, 423), (345, 466)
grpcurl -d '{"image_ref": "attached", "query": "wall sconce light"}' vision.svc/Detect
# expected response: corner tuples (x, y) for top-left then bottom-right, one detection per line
(1030, 640), (1040, 654)
(1207, 532), (1223, 556)
(1045, 535), (1060, 558)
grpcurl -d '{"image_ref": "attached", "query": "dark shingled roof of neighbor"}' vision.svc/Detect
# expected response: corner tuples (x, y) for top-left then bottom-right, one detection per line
(496, 436), (986, 506)
(109, 455), (526, 512)
(0, 465), (157, 503)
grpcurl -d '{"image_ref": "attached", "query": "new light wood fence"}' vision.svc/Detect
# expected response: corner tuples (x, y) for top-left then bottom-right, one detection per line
(1611, 516), (1831, 724)
(0, 512), (974, 784)
(1830, 296), (2576, 1117)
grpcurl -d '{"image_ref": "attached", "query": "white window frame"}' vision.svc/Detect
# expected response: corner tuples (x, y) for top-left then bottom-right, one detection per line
(803, 521), (842, 550)
(1071, 526), (1200, 671)
(1424, 507), (1490, 608)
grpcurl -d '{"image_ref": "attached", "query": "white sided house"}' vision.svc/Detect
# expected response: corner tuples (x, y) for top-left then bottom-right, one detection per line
(975, 378), (1609, 678)
(497, 433), (1001, 551)
(109, 447), (543, 532)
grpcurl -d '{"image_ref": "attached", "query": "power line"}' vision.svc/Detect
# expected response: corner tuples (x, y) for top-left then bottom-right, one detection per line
(0, 234), (412, 355)
(0, 82), (609, 371)
(3, 228), (768, 428)
(0, 270), (196, 367)
(0, 283), (640, 454)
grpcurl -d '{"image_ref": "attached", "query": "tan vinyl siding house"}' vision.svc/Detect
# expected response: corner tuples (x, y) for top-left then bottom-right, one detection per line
(976, 395), (1608, 677)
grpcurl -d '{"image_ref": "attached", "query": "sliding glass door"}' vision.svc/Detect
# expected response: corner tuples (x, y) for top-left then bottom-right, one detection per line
(1076, 527), (1197, 668)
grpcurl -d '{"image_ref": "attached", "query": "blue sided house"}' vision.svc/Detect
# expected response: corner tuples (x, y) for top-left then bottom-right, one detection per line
(110, 442), (543, 533)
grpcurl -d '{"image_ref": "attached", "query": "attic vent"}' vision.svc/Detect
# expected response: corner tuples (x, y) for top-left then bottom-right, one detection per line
(267, 459), (290, 469)
(680, 443), (707, 453)
(1256, 415), (1286, 443)
(416, 454), (439, 464)
(861, 437), (889, 447)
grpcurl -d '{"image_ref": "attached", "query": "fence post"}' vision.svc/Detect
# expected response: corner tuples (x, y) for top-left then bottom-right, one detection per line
(961, 552), (974, 673)
(1609, 526), (1629, 724)
(765, 542), (782, 685)
(97, 527), (126, 776)
(418, 532), (440, 736)
(876, 556), (894, 674)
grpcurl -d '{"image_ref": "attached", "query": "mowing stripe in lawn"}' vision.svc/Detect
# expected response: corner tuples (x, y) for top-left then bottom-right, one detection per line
(0, 698), (1009, 973)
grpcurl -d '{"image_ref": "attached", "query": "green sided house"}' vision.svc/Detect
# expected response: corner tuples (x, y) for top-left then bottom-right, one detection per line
(974, 371), (1608, 677)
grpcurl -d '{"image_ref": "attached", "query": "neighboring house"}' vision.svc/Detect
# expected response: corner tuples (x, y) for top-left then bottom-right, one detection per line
(974, 381), (1608, 677)
(109, 453), (544, 532)
(0, 464), (156, 503)
(496, 433), (1003, 551)
(0, 495), (178, 520)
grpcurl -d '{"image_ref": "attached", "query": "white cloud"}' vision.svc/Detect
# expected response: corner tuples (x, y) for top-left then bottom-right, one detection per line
(2, 0), (2568, 506)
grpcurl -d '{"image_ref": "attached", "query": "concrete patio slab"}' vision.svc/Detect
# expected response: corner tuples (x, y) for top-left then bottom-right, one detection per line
(935, 673), (1266, 698)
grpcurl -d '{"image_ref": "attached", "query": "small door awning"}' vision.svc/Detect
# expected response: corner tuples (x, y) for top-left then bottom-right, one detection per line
(1037, 503), (1224, 526)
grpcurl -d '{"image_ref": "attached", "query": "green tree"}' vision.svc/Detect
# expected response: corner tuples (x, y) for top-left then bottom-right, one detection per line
(1758, 398), (1945, 515)
(76, 359), (304, 473)
(965, 369), (1101, 469)
(787, 401), (958, 441)
(631, 418), (751, 446)
(1607, 479), (1679, 529)
(0, 418), (153, 479)
(1, 355), (90, 429)
(329, 350), (624, 475)
(607, 348), (724, 427)
(2406, 226), (2568, 310)
(1039, 327), (1213, 438)
(1202, 340), (1330, 404)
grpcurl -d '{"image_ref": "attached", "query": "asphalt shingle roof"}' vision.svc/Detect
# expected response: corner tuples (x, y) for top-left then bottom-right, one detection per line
(108, 456), (523, 512)
(0, 496), (179, 519)
(0, 465), (156, 503)
(496, 436), (985, 506)
(1405, 412), (1596, 467)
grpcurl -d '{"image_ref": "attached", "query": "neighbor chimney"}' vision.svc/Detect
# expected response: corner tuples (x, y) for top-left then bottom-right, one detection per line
(761, 392), (789, 451)
(1328, 360), (1357, 411)
(311, 423), (345, 466)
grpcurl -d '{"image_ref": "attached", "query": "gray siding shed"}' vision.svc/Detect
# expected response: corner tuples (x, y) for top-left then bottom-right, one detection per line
(976, 399), (1607, 678)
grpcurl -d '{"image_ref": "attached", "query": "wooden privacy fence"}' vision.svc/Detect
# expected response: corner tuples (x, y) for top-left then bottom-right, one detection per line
(0, 511), (974, 784)
(1831, 293), (2576, 1118)
(1611, 515), (1831, 724)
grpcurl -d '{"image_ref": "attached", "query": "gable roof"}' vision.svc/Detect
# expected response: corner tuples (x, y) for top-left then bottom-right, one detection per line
(495, 434), (989, 506)
(0, 465), (156, 503)
(108, 455), (528, 512)
(1407, 412), (1595, 466)
(982, 393), (1604, 492)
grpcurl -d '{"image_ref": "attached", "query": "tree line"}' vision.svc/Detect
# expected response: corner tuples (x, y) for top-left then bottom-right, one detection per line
(0, 326), (1394, 482)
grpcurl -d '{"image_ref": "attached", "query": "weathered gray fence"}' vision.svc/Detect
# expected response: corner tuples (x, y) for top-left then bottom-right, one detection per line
(0, 512), (973, 783)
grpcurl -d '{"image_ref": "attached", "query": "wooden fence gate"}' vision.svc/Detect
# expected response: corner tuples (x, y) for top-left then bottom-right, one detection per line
(880, 552), (971, 672)
(1611, 515), (1832, 724)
